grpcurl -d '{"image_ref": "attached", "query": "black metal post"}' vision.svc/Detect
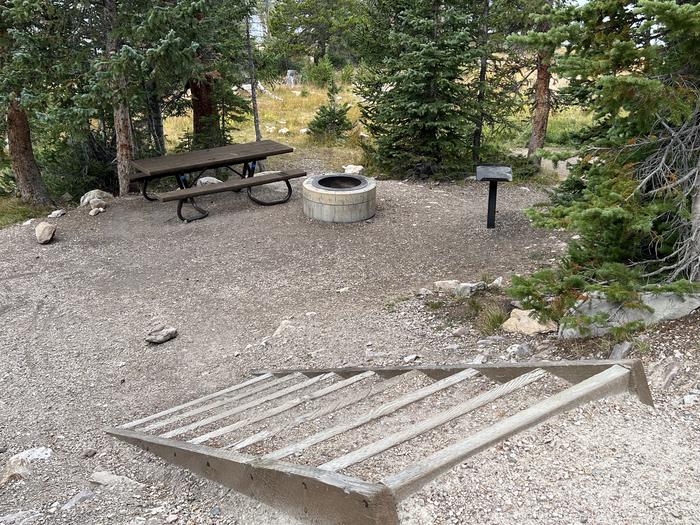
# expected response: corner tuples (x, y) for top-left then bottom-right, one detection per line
(487, 180), (498, 229)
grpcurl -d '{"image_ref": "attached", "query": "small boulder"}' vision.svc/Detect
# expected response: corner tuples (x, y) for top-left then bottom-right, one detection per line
(403, 354), (420, 363)
(89, 470), (144, 491)
(609, 341), (632, 360)
(22, 219), (34, 226)
(278, 128), (290, 135)
(299, 128), (310, 135)
(434, 280), (460, 293)
(343, 164), (365, 176)
(89, 198), (107, 210)
(145, 325), (178, 344)
(455, 282), (486, 297)
(80, 190), (112, 207)
(88, 208), (102, 217)
(61, 490), (95, 511)
(34, 222), (56, 244)
(196, 176), (223, 186)
(506, 343), (532, 358)
(47, 209), (66, 218)
(502, 309), (557, 335)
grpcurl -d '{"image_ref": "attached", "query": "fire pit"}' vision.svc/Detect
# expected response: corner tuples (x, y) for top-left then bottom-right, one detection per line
(303, 174), (376, 223)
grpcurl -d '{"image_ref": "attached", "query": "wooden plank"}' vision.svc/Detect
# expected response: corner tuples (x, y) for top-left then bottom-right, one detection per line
(157, 169), (306, 202)
(130, 140), (294, 178)
(263, 369), (479, 461)
(161, 373), (335, 439)
(191, 371), (376, 445)
(142, 373), (301, 432)
(383, 364), (632, 501)
(108, 428), (400, 525)
(227, 372), (410, 452)
(120, 373), (274, 430)
(319, 368), (547, 472)
(254, 360), (653, 406)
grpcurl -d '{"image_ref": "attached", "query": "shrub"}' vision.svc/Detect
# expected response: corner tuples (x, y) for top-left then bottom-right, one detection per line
(308, 80), (353, 141)
(303, 57), (335, 88)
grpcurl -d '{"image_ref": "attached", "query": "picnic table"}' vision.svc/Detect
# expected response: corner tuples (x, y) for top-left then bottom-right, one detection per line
(129, 140), (306, 222)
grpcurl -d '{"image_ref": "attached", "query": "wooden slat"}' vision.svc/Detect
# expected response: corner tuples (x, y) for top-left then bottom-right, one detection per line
(161, 373), (335, 439)
(108, 428), (401, 525)
(142, 373), (300, 432)
(383, 364), (632, 500)
(255, 360), (654, 406)
(157, 169), (306, 202)
(130, 140), (293, 178)
(190, 371), (376, 445)
(319, 368), (547, 472)
(120, 373), (274, 430)
(263, 369), (479, 461)
(227, 372), (410, 452)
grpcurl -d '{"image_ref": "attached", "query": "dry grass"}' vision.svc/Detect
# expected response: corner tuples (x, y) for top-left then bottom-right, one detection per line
(163, 84), (365, 153)
(0, 196), (50, 229)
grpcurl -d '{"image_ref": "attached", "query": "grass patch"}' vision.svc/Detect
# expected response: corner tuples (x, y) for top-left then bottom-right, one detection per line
(0, 196), (50, 229)
(475, 303), (510, 335)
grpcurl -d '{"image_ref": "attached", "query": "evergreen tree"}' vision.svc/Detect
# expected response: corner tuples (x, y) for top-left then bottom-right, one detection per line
(308, 80), (353, 141)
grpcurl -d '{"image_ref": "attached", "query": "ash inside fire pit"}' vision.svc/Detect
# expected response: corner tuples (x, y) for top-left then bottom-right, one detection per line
(303, 173), (376, 223)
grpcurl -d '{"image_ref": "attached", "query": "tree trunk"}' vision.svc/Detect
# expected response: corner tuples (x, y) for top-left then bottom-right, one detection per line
(145, 80), (165, 154)
(690, 179), (700, 281)
(6, 98), (51, 206)
(527, 53), (552, 165)
(190, 78), (218, 147)
(246, 17), (262, 143)
(472, 0), (490, 164)
(105, 0), (134, 196)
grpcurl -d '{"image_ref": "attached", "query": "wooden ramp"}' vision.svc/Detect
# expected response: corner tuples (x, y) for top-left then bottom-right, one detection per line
(109, 360), (653, 524)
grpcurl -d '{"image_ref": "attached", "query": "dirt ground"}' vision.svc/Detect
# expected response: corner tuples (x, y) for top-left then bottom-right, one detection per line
(1, 160), (698, 525)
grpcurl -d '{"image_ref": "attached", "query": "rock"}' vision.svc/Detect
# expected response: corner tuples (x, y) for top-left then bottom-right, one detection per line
(145, 325), (178, 344)
(165, 515), (178, 523)
(489, 276), (504, 288)
(61, 490), (95, 511)
(502, 309), (557, 335)
(650, 360), (682, 390)
(434, 280), (460, 293)
(559, 292), (700, 338)
(210, 506), (221, 517)
(272, 320), (296, 338)
(609, 341), (632, 360)
(0, 510), (42, 524)
(455, 282), (487, 297)
(286, 69), (300, 86)
(681, 394), (699, 406)
(470, 354), (487, 364)
(89, 471), (144, 490)
(452, 327), (469, 337)
(343, 165), (365, 176)
(80, 190), (112, 207)
(196, 176), (223, 186)
(506, 343), (532, 358)
(13, 447), (52, 462)
(417, 288), (433, 297)
(0, 457), (30, 487)
(278, 128), (290, 135)
(82, 448), (97, 458)
(88, 208), (102, 216)
(403, 354), (420, 363)
(47, 209), (66, 218)
(35, 222), (56, 244)
(89, 198), (107, 209)
(299, 128), (310, 134)
(359, 132), (370, 139)
(22, 219), (34, 226)
(336, 287), (350, 293)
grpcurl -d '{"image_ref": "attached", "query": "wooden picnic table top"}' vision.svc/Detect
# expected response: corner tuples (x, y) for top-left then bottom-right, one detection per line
(129, 140), (294, 179)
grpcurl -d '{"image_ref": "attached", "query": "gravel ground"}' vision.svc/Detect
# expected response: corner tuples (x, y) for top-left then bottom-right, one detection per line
(1, 159), (698, 525)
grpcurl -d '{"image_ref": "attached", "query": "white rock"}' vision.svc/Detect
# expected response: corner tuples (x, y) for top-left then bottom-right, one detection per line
(47, 209), (66, 218)
(506, 343), (532, 358)
(403, 354), (420, 363)
(34, 222), (56, 244)
(89, 198), (107, 210)
(559, 292), (700, 339)
(343, 164), (365, 176)
(22, 219), (34, 226)
(273, 320), (295, 338)
(0, 457), (30, 487)
(13, 447), (52, 462)
(89, 471), (144, 490)
(417, 288), (433, 297)
(336, 287), (350, 293)
(434, 280), (460, 293)
(88, 208), (101, 217)
(278, 128), (290, 135)
(489, 277), (504, 288)
(299, 128), (310, 134)
(145, 325), (178, 344)
(682, 394), (699, 406)
(455, 282), (486, 297)
(61, 490), (95, 511)
(196, 176), (223, 186)
(359, 132), (370, 139)
(80, 190), (112, 207)
(502, 309), (557, 335)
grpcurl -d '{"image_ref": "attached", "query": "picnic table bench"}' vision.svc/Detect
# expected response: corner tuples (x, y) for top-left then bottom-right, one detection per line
(129, 140), (306, 222)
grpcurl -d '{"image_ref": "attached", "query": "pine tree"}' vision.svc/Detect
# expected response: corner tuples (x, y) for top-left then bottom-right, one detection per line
(308, 80), (353, 141)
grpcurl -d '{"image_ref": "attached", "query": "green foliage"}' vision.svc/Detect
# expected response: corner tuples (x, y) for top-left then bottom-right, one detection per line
(0, 196), (50, 229)
(303, 57), (336, 88)
(308, 81), (353, 141)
